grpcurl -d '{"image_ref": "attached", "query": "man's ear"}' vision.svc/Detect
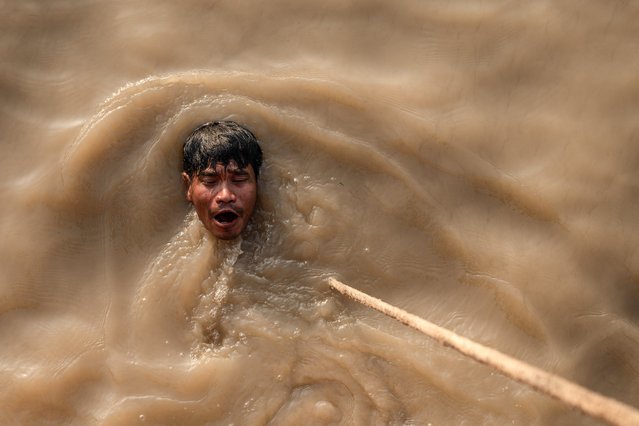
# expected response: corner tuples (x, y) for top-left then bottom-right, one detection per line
(182, 172), (193, 202)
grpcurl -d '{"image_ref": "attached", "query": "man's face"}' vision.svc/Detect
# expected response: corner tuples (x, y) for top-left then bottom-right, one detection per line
(183, 161), (257, 240)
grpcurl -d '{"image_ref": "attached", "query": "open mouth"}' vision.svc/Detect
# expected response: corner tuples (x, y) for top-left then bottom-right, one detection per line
(214, 210), (239, 224)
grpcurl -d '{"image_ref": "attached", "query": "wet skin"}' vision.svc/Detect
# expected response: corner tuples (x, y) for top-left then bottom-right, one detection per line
(182, 161), (257, 240)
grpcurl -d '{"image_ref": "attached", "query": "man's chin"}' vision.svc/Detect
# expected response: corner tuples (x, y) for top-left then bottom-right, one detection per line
(213, 232), (241, 240)
(208, 221), (243, 240)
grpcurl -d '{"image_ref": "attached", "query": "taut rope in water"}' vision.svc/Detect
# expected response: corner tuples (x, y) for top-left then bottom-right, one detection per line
(328, 277), (639, 426)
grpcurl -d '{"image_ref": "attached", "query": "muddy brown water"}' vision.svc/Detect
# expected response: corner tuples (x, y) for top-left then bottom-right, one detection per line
(1, 1), (639, 424)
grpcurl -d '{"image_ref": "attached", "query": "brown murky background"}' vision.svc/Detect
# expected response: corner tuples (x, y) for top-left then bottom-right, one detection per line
(1, 1), (639, 424)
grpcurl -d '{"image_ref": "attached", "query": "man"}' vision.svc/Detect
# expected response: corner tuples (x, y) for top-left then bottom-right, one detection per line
(182, 120), (263, 240)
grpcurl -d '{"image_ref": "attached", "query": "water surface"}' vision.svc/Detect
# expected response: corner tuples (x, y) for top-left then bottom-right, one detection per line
(1, 1), (639, 424)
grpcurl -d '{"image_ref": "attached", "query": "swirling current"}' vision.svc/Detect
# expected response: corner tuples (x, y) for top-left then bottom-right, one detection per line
(1, 1), (639, 425)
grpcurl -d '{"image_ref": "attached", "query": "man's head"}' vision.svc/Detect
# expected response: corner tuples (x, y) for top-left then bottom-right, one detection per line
(182, 121), (263, 240)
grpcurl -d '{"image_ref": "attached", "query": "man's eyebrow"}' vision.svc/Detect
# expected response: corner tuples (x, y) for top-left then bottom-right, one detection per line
(231, 168), (249, 175)
(198, 167), (249, 176)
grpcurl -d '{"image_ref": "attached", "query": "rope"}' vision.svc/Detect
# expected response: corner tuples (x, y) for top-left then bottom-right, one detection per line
(328, 277), (639, 426)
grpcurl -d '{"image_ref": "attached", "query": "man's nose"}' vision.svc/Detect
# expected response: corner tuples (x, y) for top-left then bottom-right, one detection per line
(215, 183), (236, 203)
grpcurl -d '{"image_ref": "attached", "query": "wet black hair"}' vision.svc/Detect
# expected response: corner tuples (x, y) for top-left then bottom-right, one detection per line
(182, 120), (263, 178)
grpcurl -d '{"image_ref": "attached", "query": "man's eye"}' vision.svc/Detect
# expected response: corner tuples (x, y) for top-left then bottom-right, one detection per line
(232, 175), (249, 182)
